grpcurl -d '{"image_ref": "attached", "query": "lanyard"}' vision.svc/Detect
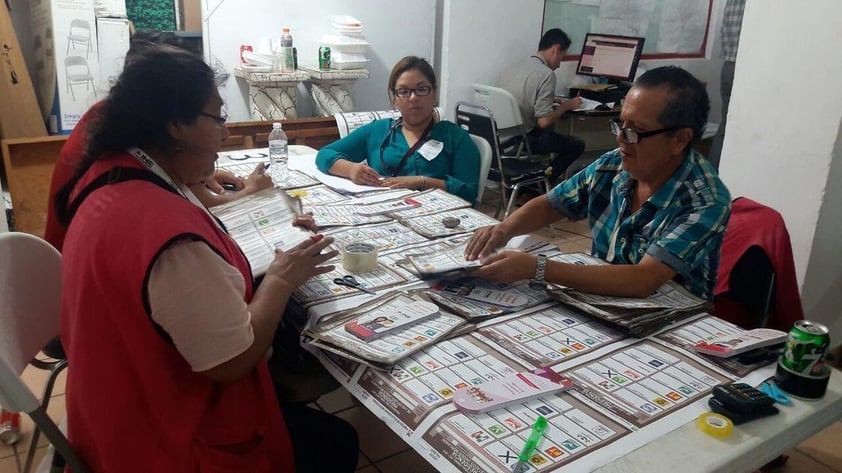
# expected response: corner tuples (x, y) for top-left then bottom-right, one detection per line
(127, 147), (223, 230)
(378, 118), (435, 177)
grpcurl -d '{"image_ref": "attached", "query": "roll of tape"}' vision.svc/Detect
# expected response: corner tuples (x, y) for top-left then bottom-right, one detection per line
(342, 242), (378, 273)
(696, 412), (734, 438)
(775, 359), (831, 399)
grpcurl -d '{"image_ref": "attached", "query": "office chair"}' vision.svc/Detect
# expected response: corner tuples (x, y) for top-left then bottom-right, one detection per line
(64, 56), (95, 101)
(455, 102), (551, 218)
(0, 233), (89, 473)
(468, 134), (493, 204)
(65, 19), (92, 58)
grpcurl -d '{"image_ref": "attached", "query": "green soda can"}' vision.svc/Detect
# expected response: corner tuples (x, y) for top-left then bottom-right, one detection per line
(781, 320), (830, 375)
(319, 46), (331, 70)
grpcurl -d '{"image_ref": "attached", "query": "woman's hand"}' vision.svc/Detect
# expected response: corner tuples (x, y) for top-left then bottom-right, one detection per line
(348, 162), (383, 186)
(206, 169), (244, 193)
(380, 176), (424, 190)
(242, 163), (273, 193)
(264, 235), (338, 289)
(292, 213), (319, 232)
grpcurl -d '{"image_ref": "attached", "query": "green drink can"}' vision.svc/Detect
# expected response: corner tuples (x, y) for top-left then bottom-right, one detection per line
(781, 320), (830, 375)
(319, 46), (331, 70)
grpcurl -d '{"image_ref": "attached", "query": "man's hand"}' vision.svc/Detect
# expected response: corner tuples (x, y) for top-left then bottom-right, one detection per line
(559, 96), (583, 112)
(470, 251), (536, 284)
(465, 224), (510, 261)
(206, 169), (244, 193)
(348, 163), (383, 186)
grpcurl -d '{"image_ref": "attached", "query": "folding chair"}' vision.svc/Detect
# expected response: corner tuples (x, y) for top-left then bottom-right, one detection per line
(455, 101), (551, 218)
(65, 19), (92, 58)
(0, 233), (89, 473)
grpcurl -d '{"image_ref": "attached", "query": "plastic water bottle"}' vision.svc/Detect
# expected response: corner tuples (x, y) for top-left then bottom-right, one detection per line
(280, 27), (295, 72)
(268, 123), (288, 184)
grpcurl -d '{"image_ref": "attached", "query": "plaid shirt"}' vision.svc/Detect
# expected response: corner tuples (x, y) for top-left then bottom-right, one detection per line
(720, 0), (746, 61)
(547, 149), (731, 300)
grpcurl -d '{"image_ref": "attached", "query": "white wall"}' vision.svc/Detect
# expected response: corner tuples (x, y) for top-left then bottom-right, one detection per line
(202, 0), (436, 122)
(718, 0), (842, 337)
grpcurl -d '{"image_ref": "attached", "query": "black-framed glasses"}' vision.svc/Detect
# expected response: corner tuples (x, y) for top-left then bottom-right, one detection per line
(609, 119), (678, 144)
(394, 86), (434, 98)
(199, 111), (228, 126)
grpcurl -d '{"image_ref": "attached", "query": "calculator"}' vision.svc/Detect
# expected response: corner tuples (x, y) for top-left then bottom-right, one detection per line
(708, 383), (778, 425)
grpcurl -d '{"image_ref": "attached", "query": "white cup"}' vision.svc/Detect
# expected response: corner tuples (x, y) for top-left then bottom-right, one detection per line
(342, 242), (378, 273)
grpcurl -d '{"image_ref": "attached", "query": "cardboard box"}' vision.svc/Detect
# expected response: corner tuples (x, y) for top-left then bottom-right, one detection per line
(96, 17), (130, 92)
(30, 0), (101, 134)
(94, 0), (127, 17)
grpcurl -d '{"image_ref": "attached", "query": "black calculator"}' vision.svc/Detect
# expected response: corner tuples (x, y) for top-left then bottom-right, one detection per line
(709, 383), (778, 425)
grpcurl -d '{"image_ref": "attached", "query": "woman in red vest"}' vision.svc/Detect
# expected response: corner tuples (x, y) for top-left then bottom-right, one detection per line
(55, 47), (358, 472)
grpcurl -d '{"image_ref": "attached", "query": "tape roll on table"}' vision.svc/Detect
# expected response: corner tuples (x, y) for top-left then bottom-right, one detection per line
(342, 242), (378, 273)
(697, 412), (734, 438)
(775, 359), (831, 399)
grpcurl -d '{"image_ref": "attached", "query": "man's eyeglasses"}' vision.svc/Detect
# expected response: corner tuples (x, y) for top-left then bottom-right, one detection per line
(394, 86), (433, 98)
(199, 111), (228, 126)
(609, 119), (678, 144)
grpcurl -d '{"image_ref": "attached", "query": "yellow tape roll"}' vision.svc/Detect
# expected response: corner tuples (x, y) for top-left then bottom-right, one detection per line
(696, 412), (734, 438)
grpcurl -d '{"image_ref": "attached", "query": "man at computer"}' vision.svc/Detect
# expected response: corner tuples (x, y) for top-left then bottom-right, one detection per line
(466, 66), (731, 302)
(496, 28), (585, 183)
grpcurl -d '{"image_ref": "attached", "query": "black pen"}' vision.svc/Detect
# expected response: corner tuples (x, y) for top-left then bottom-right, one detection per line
(260, 162), (271, 174)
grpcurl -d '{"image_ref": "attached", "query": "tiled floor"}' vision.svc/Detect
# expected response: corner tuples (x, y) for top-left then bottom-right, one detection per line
(2, 194), (840, 473)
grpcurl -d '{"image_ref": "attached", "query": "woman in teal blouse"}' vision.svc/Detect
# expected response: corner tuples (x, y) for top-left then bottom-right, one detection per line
(316, 56), (481, 203)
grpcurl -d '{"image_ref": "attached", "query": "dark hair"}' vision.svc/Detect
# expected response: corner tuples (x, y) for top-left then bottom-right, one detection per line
(56, 48), (221, 226)
(125, 31), (189, 66)
(538, 28), (571, 51)
(387, 56), (437, 104)
(634, 66), (709, 149)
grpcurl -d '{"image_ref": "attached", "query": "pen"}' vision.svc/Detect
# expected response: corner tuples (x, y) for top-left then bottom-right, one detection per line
(512, 416), (547, 473)
(260, 162), (270, 174)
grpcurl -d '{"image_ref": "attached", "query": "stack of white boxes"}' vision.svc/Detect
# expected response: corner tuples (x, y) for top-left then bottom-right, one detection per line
(30, 0), (130, 134)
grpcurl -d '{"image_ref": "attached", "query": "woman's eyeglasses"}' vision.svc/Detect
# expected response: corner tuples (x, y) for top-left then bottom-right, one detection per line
(394, 86), (433, 98)
(199, 111), (228, 126)
(609, 119), (678, 144)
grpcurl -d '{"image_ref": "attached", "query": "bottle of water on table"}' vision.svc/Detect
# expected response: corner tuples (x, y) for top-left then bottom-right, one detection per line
(268, 122), (288, 185)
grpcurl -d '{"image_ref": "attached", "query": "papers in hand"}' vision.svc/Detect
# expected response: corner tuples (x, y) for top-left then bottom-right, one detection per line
(406, 244), (481, 279)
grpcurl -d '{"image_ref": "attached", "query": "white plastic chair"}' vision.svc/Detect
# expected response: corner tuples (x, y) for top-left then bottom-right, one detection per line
(0, 233), (88, 473)
(471, 83), (544, 161)
(468, 134), (493, 204)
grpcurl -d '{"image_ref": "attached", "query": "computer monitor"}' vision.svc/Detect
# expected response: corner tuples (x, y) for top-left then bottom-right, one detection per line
(575, 33), (645, 84)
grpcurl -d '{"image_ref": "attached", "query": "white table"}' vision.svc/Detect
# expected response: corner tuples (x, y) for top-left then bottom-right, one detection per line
(596, 370), (842, 473)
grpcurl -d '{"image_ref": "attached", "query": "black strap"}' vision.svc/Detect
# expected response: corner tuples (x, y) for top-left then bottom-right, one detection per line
(381, 118), (436, 177)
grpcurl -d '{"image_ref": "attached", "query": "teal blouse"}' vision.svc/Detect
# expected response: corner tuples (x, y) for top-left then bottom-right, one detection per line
(315, 118), (480, 203)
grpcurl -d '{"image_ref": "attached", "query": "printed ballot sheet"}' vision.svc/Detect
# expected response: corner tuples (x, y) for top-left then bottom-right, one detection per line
(309, 309), (776, 473)
(324, 221), (428, 253)
(402, 207), (499, 238)
(211, 188), (311, 276)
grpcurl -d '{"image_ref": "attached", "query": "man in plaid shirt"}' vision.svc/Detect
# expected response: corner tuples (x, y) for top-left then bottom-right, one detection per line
(709, 0), (746, 170)
(466, 66), (731, 301)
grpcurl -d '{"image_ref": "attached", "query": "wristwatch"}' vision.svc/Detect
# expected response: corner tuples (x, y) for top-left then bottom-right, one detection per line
(529, 254), (548, 290)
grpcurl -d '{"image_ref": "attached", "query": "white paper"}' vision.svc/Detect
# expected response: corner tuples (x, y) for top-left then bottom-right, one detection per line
(286, 153), (384, 194)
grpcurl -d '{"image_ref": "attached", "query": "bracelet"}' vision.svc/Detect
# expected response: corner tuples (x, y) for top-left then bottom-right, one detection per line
(421, 176), (427, 190)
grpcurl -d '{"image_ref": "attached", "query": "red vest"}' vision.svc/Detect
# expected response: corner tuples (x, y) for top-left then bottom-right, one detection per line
(61, 152), (294, 472)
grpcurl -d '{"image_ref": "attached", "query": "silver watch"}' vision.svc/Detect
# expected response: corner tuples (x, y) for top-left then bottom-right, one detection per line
(529, 254), (548, 290)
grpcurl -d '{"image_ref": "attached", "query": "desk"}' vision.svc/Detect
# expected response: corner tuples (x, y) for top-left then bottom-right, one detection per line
(213, 148), (842, 473)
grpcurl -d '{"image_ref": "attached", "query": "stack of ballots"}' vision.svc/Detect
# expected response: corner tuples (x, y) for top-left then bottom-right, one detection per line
(320, 15), (370, 70)
(547, 253), (710, 337)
